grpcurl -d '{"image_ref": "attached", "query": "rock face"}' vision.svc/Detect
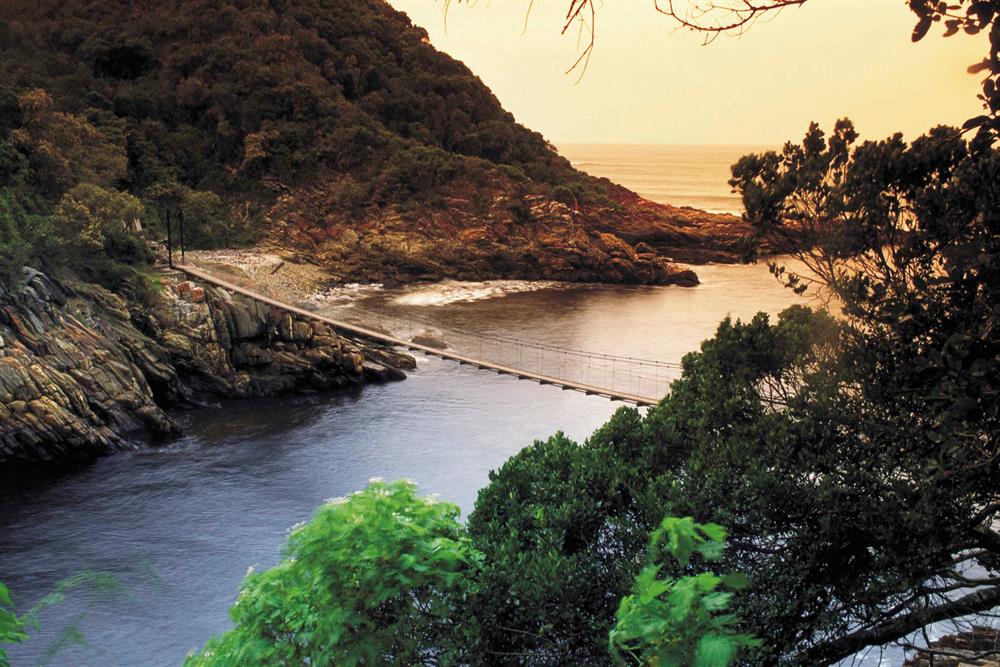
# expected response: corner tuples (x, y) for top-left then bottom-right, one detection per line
(266, 177), (716, 288)
(0, 271), (412, 466)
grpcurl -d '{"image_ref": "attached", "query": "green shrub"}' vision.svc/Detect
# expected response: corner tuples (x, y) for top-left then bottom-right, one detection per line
(0, 574), (121, 667)
(52, 183), (144, 252)
(0, 582), (27, 667)
(552, 185), (576, 207)
(467, 423), (654, 663)
(186, 480), (482, 667)
(0, 188), (49, 287)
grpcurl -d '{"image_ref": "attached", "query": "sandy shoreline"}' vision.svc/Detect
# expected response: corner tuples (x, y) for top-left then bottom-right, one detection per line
(186, 249), (333, 303)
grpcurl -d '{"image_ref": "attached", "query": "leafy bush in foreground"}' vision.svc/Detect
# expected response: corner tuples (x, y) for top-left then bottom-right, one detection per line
(0, 573), (122, 667)
(0, 582), (27, 667)
(185, 480), (482, 667)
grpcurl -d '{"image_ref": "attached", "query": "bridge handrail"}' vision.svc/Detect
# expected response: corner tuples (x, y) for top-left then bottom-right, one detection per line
(173, 264), (672, 407)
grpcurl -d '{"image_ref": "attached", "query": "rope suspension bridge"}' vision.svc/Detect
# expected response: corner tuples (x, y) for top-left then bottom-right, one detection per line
(175, 264), (682, 406)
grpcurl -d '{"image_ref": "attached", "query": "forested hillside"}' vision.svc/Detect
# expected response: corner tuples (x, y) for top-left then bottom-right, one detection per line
(2, 0), (568, 197)
(0, 0), (747, 287)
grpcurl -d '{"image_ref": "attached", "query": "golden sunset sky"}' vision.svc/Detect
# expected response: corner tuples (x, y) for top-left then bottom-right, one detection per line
(388, 0), (987, 146)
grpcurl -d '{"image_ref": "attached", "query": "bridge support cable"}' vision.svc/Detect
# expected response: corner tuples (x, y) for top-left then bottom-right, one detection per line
(174, 265), (682, 406)
(340, 302), (682, 400)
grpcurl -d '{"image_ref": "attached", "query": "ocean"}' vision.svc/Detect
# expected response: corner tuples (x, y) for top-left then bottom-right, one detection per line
(557, 142), (774, 215)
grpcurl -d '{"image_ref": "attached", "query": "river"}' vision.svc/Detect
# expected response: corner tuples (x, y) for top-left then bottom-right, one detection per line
(0, 259), (821, 666)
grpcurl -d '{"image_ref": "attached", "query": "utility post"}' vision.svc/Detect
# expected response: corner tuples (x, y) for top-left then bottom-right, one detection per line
(165, 208), (173, 268)
(178, 208), (186, 265)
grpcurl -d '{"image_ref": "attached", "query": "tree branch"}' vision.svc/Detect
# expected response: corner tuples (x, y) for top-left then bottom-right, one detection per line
(794, 586), (1000, 665)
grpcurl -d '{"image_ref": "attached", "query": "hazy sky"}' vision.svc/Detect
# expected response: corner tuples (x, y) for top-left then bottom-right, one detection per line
(388, 0), (987, 146)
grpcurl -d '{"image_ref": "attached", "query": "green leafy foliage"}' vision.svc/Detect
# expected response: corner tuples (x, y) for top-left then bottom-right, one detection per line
(0, 582), (28, 667)
(467, 307), (840, 664)
(467, 418), (658, 663)
(466, 297), (999, 664)
(0, 189), (49, 287)
(609, 517), (759, 667)
(53, 183), (143, 251)
(185, 480), (482, 666)
(0, 85), (153, 291)
(7, 88), (126, 198)
(720, 120), (999, 663)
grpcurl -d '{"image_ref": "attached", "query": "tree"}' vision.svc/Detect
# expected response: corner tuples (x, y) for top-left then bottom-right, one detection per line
(728, 119), (1000, 664)
(467, 425), (653, 663)
(52, 183), (143, 252)
(0, 190), (45, 287)
(185, 480), (482, 667)
(8, 89), (127, 196)
(467, 298), (992, 664)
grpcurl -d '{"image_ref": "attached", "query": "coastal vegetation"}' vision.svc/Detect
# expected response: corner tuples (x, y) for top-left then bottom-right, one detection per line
(0, 0), (996, 665)
(178, 113), (997, 661)
(182, 481), (758, 667)
(0, 0), (748, 290)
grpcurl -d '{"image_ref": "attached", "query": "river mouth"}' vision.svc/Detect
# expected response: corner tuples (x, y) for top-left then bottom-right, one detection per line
(0, 262), (812, 666)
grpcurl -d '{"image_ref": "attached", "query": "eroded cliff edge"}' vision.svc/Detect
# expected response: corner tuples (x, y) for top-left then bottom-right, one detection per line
(0, 270), (412, 466)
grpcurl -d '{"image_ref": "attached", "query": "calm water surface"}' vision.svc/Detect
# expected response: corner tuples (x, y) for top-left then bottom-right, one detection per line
(0, 262), (813, 666)
(558, 143), (774, 215)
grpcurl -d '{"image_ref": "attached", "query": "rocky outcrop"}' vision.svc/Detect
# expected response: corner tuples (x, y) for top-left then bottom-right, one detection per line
(149, 277), (412, 399)
(0, 270), (413, 466)
(0, 271), (177, 464)
(593, 183), (762, 264)
(904, 627), (1000, 666)
(266, 177), (710, 288)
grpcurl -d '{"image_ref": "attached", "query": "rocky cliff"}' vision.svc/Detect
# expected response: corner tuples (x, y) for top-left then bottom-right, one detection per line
(0, 270), (412, 466)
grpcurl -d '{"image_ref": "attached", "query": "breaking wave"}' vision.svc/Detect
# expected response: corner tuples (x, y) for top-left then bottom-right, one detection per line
(305, 283), (384, 306)
(391, 280), (565, 307)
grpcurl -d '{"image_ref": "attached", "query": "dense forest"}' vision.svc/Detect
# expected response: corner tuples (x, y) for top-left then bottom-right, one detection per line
(0, 0), (548, 272)
(0, 0), (579, 195)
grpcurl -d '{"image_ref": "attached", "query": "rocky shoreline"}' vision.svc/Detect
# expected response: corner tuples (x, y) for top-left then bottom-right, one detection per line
(0, 269), (413, 466)
(261, 175), (762, 289)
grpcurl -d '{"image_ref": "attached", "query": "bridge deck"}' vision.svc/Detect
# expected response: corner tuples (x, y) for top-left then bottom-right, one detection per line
(175, 264), (660, 407)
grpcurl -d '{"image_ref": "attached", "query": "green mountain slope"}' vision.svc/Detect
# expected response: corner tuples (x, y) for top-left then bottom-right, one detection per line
(0, 0), (749, 286)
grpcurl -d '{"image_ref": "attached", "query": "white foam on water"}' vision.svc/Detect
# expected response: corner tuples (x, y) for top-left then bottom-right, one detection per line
(391, 280), (565, 307)
(306, 283), (384, 306)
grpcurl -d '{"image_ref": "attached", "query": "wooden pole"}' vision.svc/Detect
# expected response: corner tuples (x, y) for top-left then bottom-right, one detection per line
(165, 209), (173, 268)
(179, 208), (186, 265)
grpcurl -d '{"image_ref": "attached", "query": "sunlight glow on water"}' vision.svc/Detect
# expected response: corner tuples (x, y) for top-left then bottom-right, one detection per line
(558, 143), (774, 215)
